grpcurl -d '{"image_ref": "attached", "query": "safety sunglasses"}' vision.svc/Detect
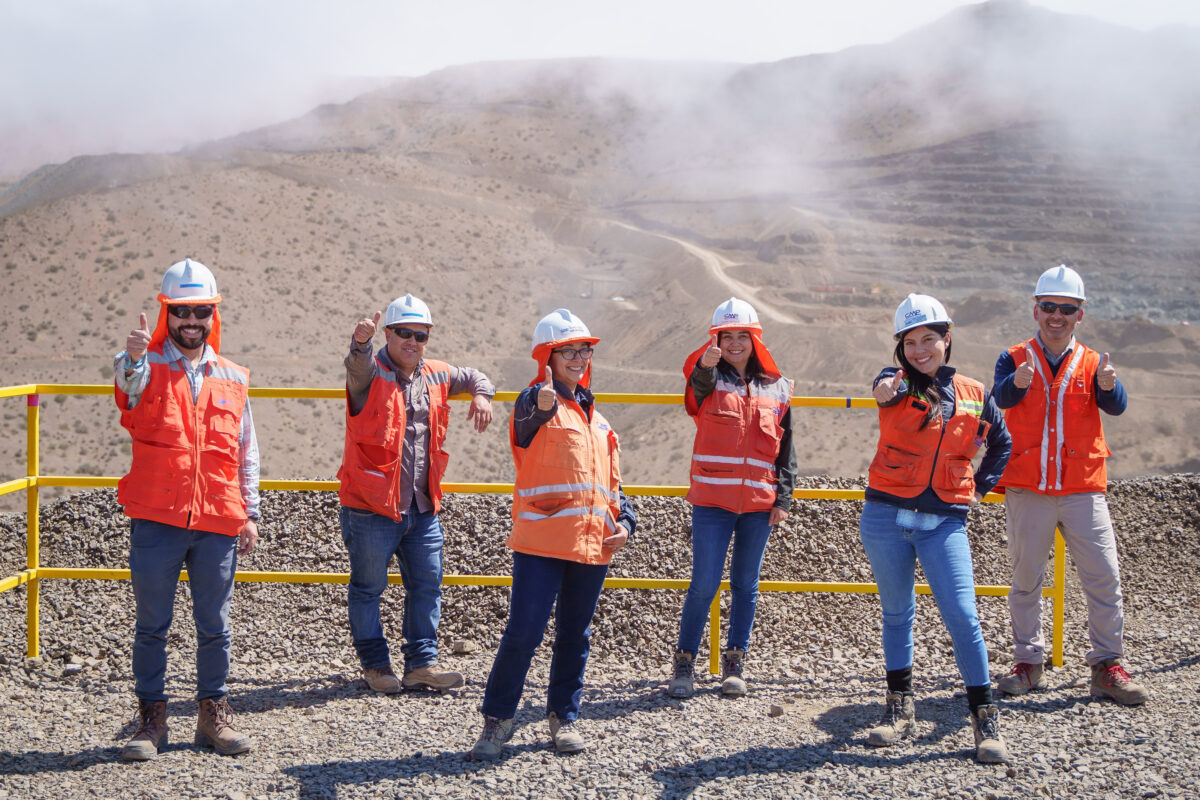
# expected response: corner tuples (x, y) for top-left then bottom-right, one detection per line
(553, 346), (594, 361)
(167, 304), (215, 320)
(387, 326), (429, 343)
(1038, 301), (1080, 316)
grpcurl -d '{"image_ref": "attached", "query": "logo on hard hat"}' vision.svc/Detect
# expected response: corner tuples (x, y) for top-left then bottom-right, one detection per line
(722, 313), (740, 321)
(904, 310), (927, 322)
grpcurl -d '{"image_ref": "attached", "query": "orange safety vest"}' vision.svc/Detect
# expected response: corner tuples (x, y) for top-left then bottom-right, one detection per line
(508, 395), (622, 566)
(868, 374), (988, 505)
(338, 357), (452, 519)
(685, 371), (793, 513)
(998, 339), (1110, 494)
(115, 345), (249, 536)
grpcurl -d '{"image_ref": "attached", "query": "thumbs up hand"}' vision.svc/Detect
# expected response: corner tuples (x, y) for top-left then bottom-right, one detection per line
(873, 368), (906, 404)
(126, 312), (152, 362)
(354, 311), (381, 344)
(1096, 352), (1117, 391)
(699, 333), (723, 368)
(1014, 344), (1037, 389)
(537, 365), (557, 411)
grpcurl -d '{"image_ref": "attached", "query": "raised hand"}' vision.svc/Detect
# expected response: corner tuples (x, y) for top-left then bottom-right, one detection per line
(1097, 352), (1117, 391)
(1013, 343), (1037, 389)
(699, 333), (722, 368)
(537, 365), (557, 411)
(354, 311), (382, 344)
(873, 368), (906, 404)
(126, 312), (152, 362)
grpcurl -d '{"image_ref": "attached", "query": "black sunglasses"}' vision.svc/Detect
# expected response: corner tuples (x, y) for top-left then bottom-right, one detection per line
(1038, 301), (1080, 316)
(388, 326), (429, 343)
(168, 304), (215, 320)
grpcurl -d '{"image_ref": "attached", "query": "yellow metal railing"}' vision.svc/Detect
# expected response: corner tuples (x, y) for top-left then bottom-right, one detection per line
(1, 384), (1067, 675)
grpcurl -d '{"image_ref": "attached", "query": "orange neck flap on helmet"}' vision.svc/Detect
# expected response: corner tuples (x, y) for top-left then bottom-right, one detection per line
(682, 324), (781, 417)
(528, 337), (599, 390)
(149, 294), (223, 355)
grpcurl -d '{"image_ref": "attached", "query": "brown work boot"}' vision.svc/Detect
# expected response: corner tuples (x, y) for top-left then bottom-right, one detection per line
(1090, 658), (1149, 705)
(548, 712), (587, 754)
(667, 650), (695, 699)
(363, 665), (402, 694)
(997, 662), (1046, 696)
(194, 697), (252, 755)
(402, 665), (464, 692)
(971, 704), (1010, 764)
(721, 648), (747, 697)
(867, 692), (915, 747)
(121, 699), (168, 761)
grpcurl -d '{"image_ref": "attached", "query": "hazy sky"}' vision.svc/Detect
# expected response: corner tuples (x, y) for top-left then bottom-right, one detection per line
(1, 0), (1197, 176)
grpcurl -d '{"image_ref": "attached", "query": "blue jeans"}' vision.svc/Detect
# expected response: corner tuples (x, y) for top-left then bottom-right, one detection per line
(481, 552), (609, 721)
(858, 501), (990, 687)
(339, 504), (444, 672)
(676, 505), (772, 655)
(129, 518), (238, 702)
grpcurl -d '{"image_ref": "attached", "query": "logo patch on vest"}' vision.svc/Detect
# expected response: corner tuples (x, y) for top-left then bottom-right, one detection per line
(597, 422), (611, 431)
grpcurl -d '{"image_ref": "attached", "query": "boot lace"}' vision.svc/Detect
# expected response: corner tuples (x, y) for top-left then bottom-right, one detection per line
(205, 699), (234, 732)
(673, 655), (695, 681)
(883, 694), (906, 727)
(723, 652), (744, 679)
(1010, 662), (1036, 687)
(1101, 663), (1134, 686)
(480, 716), (505, 742)
(977, 708), (1000, 740)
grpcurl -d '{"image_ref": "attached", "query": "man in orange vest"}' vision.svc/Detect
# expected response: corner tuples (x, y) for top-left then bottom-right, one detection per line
(338, 294), (495, 694)
(114, 258), (259, 761)
(994, 265), (1148, 705)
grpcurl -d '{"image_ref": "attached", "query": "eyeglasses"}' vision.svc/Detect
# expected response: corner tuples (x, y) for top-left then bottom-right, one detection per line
(1038, 301), (1080, 316)
(387, 326), (429, 343)
(167, 304), (215, 320)
(553, 346), (593, 361)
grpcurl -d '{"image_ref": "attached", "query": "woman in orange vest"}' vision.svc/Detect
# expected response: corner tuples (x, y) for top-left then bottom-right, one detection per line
(667, 298), (795, 700)
(860, 293), (1012, 764)
(471, 309), (636, 760)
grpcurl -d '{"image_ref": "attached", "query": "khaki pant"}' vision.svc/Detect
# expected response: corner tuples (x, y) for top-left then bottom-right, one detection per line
(1004, 488), (1125, 666)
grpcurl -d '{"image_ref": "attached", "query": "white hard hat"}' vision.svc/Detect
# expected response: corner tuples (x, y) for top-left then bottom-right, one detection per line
(1034, 265), (1086, 301)
(893, 293), (952, 337)
(532, 308), (598, 351)
(710, 297), (760, 330)
(385, 294), (433, 327)
(160, 258), (219, 302)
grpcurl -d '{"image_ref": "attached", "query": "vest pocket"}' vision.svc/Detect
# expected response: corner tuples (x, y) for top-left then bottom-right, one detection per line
(541, 426), (587, 471)
(1062, 441), (1108, 488)
(941, 456), (974, 497)
(204, 404), (241, 452)
(870, 445), (920, 484)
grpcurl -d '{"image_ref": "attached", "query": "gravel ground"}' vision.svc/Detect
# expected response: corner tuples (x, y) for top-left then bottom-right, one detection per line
(1, 475), (1198, 799)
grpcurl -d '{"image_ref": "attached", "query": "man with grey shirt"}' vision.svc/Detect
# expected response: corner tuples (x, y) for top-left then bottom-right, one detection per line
(337, 293), (495, 693)
(114, 258), (259, 760)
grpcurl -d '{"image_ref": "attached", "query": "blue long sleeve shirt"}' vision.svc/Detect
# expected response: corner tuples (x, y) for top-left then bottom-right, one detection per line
(992, 335), (1127, 415)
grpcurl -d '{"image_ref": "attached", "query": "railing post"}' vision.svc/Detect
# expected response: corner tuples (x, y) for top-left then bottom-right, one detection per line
(1051, 527), (1066, 668)
(708, 591), (721, 675)
(26, 393), (40, 659)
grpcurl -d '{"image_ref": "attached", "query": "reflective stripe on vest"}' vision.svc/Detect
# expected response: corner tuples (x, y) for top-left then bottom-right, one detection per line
(508, 396), (622, 566)
(337, 358), (451, 519)
(999, 339), (1109, 495)
(115, 344), (249, 536)
(686, 371), (791, 513)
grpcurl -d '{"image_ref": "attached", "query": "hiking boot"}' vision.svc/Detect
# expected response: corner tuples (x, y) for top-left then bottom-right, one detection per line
(470, 715), (515, 760)
(867, 692), (915, 747)
(402, 665), (465, 692)
(667, 650), (695, 699)
(971, 704), (1009, 764)
(1090, 658), (1149, 705)
(363, 665), (402, 694)
(121, 699), (168, 761)
(721, 648), (747, 697)
(548, 712), (587, 754)
(997, 662), (1046, 696)
(195, 697), (252, 756)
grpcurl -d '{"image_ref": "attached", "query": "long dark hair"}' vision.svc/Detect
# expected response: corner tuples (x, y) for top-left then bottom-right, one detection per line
(892, 323), (951, 429)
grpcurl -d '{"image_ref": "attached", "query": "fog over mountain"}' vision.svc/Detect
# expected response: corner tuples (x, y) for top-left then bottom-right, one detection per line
(0, 0), (1197, 502)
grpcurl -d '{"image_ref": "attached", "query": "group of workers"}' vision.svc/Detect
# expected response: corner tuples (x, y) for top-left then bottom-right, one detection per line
(111, 258), (1146, 767)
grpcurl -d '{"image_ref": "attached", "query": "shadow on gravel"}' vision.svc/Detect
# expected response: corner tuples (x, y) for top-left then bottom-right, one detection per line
(224, 673), (366, 713)
(280, 739), (547, 799)
(812, 694), (972, 747)
(0, 745), (119, 774)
